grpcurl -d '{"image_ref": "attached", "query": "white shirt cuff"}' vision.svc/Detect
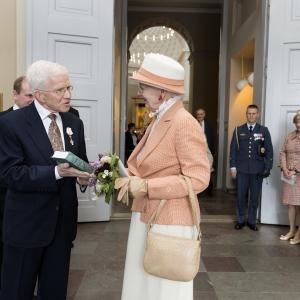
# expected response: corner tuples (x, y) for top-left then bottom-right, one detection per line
(55, 166), (63, 180)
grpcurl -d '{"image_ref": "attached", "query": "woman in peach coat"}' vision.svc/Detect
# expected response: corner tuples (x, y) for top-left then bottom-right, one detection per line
(279, 113), (300, 245)
(115, 54), (210, 300)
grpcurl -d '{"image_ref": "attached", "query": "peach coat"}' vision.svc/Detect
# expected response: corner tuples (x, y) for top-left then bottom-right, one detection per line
(127, 100), (210, 226)
(280, 130), (300, 205)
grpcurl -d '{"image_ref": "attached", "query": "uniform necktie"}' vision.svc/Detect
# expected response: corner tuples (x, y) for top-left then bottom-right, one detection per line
(48, 114), (64, 152)
(249, 125), (253, 134)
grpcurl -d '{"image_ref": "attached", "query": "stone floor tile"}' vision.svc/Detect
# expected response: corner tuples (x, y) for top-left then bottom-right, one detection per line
(87, 251), (126, 272)
(208, 272), (254, 292)
(75, 290), (122, 300)
(247, 233), (285, 245)
(246, 225), (280, 236)
(248, 272), (299, 292)
(198, 197), (219, 203)
(203, 233), (255, 245)
(262, 293), (300, 300)
(71, 241), (98, 255)
(237, 257), (282, 273)
(201, 202), (228, 209)
(67, 289), (77, 300)
(201, 207), (208, 215)
(201, 223), (248, 235)
(79, 269), (123, 291)
(261, 245), (300, 257)
(202, 257), (245, 272)
(77, 222), (107, 234)
(193, 272), (215, 292)
(267, 225), (290, 235)
(216, 292), (266, 300)
(70, 254), (94, 270)
(194, 291), (219, 300)
(273, 257), (300, 273)
(95, 232), (128, 255)
(74, 230), (103, 242)
(205, 208), (236, 215)
(104, 219), (130, 233)
(68, 270), (86, 290)
(201, 244), (269, 257)
(199, 258), (207, 272)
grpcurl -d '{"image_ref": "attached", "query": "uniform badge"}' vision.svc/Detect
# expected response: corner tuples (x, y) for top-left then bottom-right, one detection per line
(240, 133), (246, 136)
(260, 147), (265, 154)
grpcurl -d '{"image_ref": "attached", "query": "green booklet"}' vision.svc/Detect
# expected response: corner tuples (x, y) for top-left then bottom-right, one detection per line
(51, 151), (93, 173)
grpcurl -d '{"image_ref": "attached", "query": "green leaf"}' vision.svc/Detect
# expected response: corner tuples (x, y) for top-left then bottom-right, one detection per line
(105, 185), (113, 204)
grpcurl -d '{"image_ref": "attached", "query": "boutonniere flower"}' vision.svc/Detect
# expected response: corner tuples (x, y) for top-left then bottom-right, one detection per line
(66, 127), (74, 145)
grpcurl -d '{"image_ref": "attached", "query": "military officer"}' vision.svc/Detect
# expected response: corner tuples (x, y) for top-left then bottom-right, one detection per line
(230, 104), (273, 231)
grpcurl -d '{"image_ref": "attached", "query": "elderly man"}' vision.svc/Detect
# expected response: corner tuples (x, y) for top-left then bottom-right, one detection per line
(0, 60), (91, 300)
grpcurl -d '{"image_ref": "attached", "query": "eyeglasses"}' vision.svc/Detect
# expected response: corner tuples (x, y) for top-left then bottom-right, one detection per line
(38, 86), (73, 96)
(138, 84), (146, 93)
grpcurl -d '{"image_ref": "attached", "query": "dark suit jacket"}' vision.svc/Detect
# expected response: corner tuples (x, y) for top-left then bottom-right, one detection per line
(69, 106), (79, 118)
(204, 120), (215, 154)
(0, 102), (88, 248)
(125, 130), (138, 151)
(229, 123), (273, 174)
(0, 107), (14, 230)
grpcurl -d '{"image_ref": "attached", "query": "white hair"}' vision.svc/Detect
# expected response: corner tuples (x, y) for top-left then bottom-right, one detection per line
(26, 60), (68, 93)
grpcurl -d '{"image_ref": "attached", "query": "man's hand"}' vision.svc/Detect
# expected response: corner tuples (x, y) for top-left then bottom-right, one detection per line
(57, 163), (91, 180)
(258, 168), (270, 178)
(231, 169), (237, 179)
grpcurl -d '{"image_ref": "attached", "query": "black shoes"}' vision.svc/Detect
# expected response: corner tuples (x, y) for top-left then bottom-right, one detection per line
(234, 222), (245, 230)
(235, 222), (259, 231)
(246, 222), (258, 231)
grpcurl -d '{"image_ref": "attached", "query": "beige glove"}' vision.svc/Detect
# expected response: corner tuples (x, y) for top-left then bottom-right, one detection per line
(114, 176), (148, 204)
(128, 176), (148, 199)
(114, 177), (130, 205)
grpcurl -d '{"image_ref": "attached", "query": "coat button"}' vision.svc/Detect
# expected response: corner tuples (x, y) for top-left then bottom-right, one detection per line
(55, 206), (59, 210)
(249, 155), (251, 157)
(143, 207), (147, 213)
(166, 187), (171, 192)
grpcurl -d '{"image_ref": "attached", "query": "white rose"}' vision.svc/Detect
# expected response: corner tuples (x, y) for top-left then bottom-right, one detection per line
(100, 156), (112, 164)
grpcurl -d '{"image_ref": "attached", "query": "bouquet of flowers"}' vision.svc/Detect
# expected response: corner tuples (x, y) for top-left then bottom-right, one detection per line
(87, 153), (121, 204)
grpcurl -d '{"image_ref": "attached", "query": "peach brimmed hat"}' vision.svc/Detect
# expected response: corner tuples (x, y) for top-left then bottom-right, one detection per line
(130, 54), (185, 95)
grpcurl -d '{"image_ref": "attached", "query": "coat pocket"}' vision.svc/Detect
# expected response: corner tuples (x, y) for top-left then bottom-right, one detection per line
(6, 198), (34, 214)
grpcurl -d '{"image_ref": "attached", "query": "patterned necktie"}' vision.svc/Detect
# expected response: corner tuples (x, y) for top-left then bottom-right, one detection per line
(249, 125), (253, 134)
(48, 114), (64, 152)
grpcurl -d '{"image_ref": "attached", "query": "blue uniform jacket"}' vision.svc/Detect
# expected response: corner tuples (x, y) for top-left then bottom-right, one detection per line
(230, 123), (273, 174)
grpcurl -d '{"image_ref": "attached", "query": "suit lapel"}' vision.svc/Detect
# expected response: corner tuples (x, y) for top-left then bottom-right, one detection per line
(61, 113), (74, 152)
(136, 101), (183, 168)
(26, 104), (56, 165)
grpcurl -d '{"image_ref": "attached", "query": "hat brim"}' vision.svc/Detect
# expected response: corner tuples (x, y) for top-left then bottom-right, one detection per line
(130, 71), (185, 95)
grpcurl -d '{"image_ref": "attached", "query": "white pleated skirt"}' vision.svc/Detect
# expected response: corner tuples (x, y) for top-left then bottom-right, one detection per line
(121, 212), (198, 300)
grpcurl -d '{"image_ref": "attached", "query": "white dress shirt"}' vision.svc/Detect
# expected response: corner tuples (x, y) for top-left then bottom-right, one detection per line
(34, 100), (65, 179)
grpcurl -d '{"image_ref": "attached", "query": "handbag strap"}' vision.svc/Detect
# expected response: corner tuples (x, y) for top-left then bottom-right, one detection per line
(235, 126), (239, 150)
(147, 175), (202, 240)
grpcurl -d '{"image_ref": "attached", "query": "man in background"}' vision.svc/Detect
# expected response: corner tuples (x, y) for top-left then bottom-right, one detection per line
(196, 108), (215, 197)
(0, 76), (34, 290)
(230, 104), (273, 231)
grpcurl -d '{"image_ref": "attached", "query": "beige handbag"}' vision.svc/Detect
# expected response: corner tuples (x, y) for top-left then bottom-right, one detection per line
(143, 175), (201, 282)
